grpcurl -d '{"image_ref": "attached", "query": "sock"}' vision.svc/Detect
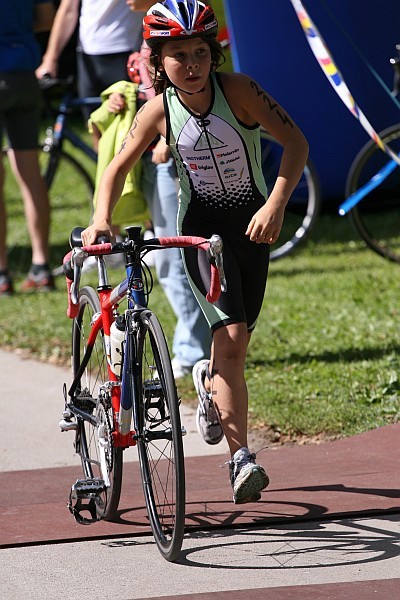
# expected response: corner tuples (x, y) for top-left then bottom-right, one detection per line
(31, 263), (50, 275)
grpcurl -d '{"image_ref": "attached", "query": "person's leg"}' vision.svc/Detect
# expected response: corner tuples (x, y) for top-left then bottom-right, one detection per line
(7, 149), (50, 266)
(205, 322), (268, 503)
(142, 154), (211, 369)
(207, 323), (250, 455)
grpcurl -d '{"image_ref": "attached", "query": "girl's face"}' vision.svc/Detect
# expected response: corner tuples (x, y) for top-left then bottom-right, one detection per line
(160, 37), (212, 94)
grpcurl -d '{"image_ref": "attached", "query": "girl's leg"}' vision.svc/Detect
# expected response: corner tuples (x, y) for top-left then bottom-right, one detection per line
(207, 322), (250, 455)
(205, 322), (269, 503)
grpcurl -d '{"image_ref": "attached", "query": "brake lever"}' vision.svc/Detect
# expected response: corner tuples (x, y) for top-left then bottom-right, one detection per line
(70, 247), (87, 305)
(209, 234), (227, 292)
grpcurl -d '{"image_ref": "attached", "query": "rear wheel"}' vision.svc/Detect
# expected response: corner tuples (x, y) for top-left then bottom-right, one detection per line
(133, 310), (185, 562)
(260, 129), (321, 260)
(346, 124), (400, 263)
(71, 286), (123, 520)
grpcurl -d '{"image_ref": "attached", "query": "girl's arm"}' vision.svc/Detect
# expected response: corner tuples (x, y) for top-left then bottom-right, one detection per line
(81, 96), (165, 245)
(222, 73), (309, 244)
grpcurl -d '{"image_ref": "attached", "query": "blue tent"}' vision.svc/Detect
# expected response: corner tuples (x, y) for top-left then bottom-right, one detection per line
(223, 0), (400, 202)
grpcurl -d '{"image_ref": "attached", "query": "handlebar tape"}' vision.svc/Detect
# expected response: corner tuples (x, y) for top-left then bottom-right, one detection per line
(81, 242), (112, 255)
(158, 236), (221, 303)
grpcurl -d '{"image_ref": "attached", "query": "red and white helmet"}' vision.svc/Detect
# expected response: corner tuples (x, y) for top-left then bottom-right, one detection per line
(143, 0), (218, 46)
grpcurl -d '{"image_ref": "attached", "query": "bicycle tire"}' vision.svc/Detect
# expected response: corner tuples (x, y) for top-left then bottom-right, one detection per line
(133, 309), (185, 562)
(346, 124), (400, 263)
(72, 285), (123, 521)
(260, 129), (321, 260)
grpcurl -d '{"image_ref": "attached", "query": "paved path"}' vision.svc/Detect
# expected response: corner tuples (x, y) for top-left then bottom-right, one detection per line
(0, 349), (399, 599)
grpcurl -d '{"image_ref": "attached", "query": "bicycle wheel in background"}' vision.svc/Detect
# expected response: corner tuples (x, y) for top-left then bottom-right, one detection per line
(71, 286), (123, 521)
(133, 310), (185, 562)
(41, 148), (95, 275)
(260, 129), (321, 260)
(346, 124), (400, 263)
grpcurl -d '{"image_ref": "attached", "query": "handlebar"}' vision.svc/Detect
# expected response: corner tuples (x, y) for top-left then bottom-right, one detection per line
(63, 232), (226, 317)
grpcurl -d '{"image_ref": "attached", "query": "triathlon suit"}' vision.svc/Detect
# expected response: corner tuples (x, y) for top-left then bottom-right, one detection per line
(164, 72), (270, 333)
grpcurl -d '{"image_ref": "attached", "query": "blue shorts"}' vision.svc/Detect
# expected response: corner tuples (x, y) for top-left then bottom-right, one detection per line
(0, 72), (40, 150)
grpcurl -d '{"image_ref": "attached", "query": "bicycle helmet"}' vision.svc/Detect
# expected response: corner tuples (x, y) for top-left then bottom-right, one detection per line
(143, 0), (218, 46)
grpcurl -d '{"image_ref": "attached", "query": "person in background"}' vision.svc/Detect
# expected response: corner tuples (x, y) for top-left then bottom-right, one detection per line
(0, 0), (56, 295)
(89, 0), (212, 378)
(38, 0), (211, 377)
(36, 0), (144, 119)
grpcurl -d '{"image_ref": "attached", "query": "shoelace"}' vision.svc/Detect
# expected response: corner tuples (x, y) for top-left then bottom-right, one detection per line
(220, 446), (269, 470)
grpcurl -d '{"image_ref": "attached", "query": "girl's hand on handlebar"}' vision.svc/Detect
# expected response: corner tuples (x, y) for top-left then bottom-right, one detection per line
(81, 221), (114, 246)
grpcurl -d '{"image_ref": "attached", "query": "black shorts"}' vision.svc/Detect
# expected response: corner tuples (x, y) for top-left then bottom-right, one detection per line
(76, 51), (132, 120)
(0, 72), (40, 150)
(181, 200), (270, 333)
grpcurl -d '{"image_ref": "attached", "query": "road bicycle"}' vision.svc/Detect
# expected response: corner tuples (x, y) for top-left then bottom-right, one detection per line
(60, 224), (226, 562)
(340, 123), (400, 264)
(333, 44), (400, 264)
(39, 77), (99, 215)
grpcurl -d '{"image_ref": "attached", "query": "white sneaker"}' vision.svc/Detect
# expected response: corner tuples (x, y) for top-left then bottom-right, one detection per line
(142, 229), (155, 268)
(229, 447), (269, 504)
(193, 359), (224, 445)
(171, 357), (192, 379)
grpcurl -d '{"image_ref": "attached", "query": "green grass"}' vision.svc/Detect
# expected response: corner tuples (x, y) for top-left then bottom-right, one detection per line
(2, 192), (399, 444)
(2, 1), (399, 444)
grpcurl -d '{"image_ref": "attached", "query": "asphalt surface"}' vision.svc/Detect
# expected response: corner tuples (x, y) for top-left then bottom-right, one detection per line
(0, 348), (399, 599)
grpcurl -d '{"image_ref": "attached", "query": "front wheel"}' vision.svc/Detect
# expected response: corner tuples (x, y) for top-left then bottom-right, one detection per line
(133, 310), (185, 562)
(71, 286), (123, 521)
(260, 129), (321, 260)
(346, 124), (400, 263)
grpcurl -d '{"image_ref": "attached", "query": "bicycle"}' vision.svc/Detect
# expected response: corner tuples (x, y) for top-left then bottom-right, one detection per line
(60, 224), (226, 562)
(39, 77), (99, 214)
(335, 44), (400, 264)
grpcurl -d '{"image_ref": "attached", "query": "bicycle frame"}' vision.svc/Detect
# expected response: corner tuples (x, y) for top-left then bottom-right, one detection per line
(339, 155), (399, 215)
(45, 92), (100, 163)
(65, 227), (225, 451)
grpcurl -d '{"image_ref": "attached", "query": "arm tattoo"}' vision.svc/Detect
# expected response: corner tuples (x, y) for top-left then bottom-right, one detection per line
(118, 105), (146, 154)
(250, 80), (294, 128)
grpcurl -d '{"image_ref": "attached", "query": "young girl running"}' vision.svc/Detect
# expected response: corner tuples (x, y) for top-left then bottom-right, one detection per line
(82, 0), (309, 504)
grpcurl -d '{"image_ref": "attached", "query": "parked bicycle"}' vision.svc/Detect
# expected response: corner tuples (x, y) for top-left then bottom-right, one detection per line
(60, 225), (226, 562)
(39, 77), (99, 215)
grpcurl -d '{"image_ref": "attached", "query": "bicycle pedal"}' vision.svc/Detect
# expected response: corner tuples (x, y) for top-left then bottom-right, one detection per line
(68, 478), (106, 525)
(59, 418), (77, 431)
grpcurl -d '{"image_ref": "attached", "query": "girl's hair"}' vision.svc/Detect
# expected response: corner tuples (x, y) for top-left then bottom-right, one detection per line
(149, 36), (225, 95)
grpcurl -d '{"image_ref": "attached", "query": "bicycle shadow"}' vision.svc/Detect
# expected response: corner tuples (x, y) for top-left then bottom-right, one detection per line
(176, 512), (400, 569)
(111, 480), (400, 533)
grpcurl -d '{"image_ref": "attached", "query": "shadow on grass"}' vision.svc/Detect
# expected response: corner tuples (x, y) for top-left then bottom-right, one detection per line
(251, 343), (400, 367)
(7, 242), (69, 277)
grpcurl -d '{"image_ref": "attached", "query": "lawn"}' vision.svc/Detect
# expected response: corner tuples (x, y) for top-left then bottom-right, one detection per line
(1, 0), (399, 445)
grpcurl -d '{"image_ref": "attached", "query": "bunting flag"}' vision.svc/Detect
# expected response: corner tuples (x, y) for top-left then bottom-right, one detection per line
(289, 0), (400, 168)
